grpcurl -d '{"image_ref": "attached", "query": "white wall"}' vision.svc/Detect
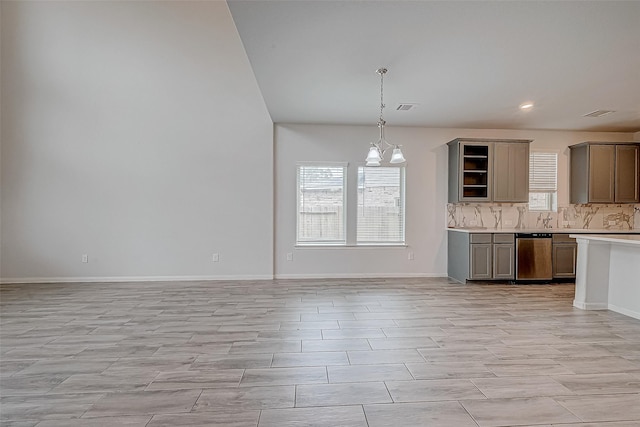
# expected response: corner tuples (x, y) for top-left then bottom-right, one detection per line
(2, 1), (636, 283)
(274, 124), (634, 278)
(0, 1), (274, 282)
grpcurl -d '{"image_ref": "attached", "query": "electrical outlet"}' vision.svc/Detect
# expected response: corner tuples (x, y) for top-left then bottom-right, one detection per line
(81, 254), (88, 263)
(212, 253), (219, 262)
(408, 252), (414, 260)
(286, 252), (293, 261)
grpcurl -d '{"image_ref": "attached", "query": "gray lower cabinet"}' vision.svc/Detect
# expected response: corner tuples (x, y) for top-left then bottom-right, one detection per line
(470, 243), (492, 279)
(448, 231), (514, 282)
(552, 234), (577, 278)
(493, 243), (515, 279)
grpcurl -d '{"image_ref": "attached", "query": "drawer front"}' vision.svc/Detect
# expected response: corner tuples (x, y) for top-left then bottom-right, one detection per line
(493, 233), (515, 244)
(470, 234), (492, 244)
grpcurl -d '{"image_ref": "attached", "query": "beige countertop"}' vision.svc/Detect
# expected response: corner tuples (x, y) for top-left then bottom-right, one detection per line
(447, 228), (640, 234)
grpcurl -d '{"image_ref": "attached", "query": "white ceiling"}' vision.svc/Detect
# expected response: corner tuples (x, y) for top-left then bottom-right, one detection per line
(228, 0), (640, 132)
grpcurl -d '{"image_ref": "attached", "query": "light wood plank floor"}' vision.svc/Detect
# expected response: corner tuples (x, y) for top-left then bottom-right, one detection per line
(1, 278), (640, 426)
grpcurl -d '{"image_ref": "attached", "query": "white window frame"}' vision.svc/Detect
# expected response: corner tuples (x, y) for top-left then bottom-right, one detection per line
(296, 162), (347, 246)
(356, 166), (406, 246)
(529, 151), (558, 212)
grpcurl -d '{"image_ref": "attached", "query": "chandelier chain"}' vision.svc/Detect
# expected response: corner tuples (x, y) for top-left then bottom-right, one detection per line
(378, 68), (386, 124)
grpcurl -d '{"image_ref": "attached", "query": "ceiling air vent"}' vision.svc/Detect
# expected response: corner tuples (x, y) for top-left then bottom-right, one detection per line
(396, 104), (417, 111)
(583, 110), (615, 118)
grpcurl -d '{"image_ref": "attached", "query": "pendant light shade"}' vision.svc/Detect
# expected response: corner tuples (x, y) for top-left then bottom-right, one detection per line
(389, 146), (406, 164)
(364, 68), (406, 166)
(366, 145), (382, 166)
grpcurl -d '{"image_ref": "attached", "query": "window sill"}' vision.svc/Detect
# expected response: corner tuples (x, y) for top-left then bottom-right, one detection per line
(295, 244), (408, 249)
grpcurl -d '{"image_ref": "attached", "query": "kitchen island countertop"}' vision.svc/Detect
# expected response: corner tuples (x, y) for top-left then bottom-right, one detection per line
(569, 234), (640, 246)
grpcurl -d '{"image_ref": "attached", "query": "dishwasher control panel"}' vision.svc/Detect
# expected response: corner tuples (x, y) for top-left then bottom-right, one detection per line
(516, 233), (552, 238)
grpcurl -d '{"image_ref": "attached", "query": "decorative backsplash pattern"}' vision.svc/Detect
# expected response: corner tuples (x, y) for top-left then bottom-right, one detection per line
(447, 203), (640, 230)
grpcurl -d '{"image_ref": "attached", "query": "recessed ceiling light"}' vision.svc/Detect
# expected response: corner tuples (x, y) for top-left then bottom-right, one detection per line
(519, 102), (534, 110)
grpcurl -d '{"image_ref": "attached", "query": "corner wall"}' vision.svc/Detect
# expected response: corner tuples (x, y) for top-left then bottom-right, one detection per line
(0, 1), (274, 282)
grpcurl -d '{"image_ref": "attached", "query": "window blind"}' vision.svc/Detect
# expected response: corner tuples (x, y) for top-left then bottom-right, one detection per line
(529, 152), (558, 192)
(297, 165), (346, 244)
(357, 167), (405, 244)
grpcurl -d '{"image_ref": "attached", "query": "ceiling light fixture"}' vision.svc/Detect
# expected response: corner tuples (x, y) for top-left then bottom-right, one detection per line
(365, 68), (405, 166)
(519, 102), (534, 110)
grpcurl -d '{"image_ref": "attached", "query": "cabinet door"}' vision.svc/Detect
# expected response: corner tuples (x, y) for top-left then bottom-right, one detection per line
(615, 145), (640, 203)
(493, 244), (514, 279)
(469, 244), (492, 279)
(553, 244), (577, 278)
(493, 143), (529, 202)
(570, 145), (589, 204)
(511, 143), (530, 202)
(588, 145), (615, 203)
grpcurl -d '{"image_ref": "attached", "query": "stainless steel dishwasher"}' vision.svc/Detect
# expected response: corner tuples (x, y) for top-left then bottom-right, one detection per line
(515, 233), (553, 281)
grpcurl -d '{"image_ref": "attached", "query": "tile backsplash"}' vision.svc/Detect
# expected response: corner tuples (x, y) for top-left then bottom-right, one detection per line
(447, 203), (640, 230)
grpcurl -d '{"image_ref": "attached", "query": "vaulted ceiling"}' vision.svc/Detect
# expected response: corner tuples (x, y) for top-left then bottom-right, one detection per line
(228, 1), (640, 132)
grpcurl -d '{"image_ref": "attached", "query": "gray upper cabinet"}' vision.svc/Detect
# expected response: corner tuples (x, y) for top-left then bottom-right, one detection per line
(493, 142), (530, 203)
(589, 144), (615, 202)
(615, 145), (640, 203)
(570, 142), (640, 204)
(448, 138), (531, 203)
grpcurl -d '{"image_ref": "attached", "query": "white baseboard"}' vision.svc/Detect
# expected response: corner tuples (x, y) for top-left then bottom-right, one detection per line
(0, 274), (274, 285)
(273, 273), (444, 280)
(573, 300), (608, 310)
(608, 304), (640, 321)
(2, 273), (446, 285)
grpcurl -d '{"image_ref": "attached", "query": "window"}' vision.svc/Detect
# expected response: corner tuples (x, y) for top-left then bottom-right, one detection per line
(297, 164), (346, 245)
(357, 167), (405, 244)
(529, 152), (558, 211)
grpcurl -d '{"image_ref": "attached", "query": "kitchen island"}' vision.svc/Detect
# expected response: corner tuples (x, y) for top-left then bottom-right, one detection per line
(570, 234), (640, 320)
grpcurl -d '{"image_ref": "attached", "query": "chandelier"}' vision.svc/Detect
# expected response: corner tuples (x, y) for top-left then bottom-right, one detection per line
(365, 68), (406, 166)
